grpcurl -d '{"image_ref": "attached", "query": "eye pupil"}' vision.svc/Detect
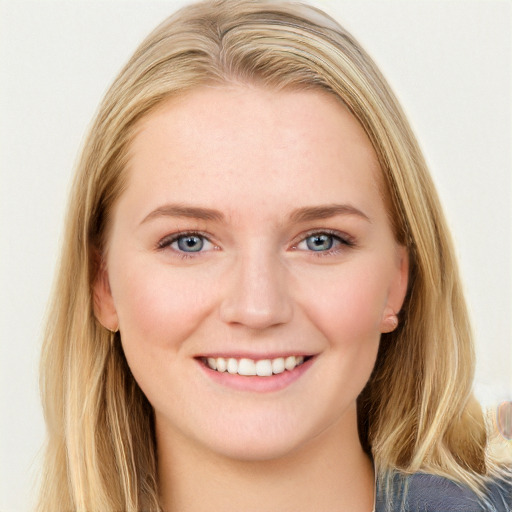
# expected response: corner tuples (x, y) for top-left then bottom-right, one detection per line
(306, 234), (333, 251)
(177, 235), (204, 252)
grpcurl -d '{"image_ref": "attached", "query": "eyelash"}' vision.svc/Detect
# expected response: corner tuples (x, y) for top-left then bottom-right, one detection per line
(292, 229), (356, 257)
(157, 230), (214, 260)
(156, 229), (355, 259)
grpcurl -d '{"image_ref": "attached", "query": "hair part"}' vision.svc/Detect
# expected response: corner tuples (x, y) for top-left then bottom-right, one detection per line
(38, 1), (495, 510)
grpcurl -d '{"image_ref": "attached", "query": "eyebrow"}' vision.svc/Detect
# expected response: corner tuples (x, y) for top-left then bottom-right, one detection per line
(140, 203), (370, 225)
(140, 204), (225, 225)
(288, 204), (370, 223)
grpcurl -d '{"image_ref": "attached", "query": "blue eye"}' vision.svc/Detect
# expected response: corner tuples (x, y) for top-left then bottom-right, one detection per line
(157, 232), (214, 254)
(295, 231), (353, 254)
(174, 234), (205, 252)
(305, 234), (334, 251)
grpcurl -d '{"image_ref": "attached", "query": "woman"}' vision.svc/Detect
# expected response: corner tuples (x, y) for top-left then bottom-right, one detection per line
(38, 1), (511, 511)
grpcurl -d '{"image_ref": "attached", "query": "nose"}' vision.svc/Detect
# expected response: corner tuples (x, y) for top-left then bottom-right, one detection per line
(219, 248), (293, 330)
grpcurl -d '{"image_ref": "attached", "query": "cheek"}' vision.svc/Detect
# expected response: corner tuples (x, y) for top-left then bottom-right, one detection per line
(110, 261), (220, 406)
(110, 257), (217, 353)
(299, 263), (389, 347)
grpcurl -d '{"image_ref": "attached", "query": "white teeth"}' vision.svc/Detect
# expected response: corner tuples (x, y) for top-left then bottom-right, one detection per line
(255, 359), (273, 376)
(284, 355), (297, 371)
(271, 357), (285, 374)
(216, 357), (227, 372)
(227, 358), (238, 374)
(238, 358), (256, 376)
(204, 355), (307, 376)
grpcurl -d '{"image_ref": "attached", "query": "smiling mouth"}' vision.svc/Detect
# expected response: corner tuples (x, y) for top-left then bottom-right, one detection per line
(199, 355), (312, 377)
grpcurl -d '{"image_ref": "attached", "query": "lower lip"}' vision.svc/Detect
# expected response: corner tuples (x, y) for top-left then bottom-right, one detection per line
(196, 357), (315, 393)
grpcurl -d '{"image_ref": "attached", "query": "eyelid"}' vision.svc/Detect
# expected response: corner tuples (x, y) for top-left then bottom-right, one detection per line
(291, 229), (356, 258)
(156, 230), (216, 252)
(155, 228), (355, 256)
(292, 228), (355, 249)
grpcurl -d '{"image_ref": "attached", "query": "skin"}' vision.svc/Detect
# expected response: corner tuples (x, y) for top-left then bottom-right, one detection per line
(95, 84), (409, 511)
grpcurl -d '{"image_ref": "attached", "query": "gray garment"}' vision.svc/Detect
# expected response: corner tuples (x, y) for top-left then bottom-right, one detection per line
(375, 472), (511, 512)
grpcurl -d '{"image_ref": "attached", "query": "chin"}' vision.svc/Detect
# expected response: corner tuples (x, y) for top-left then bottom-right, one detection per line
(190, 406), (342, 464)
(202, 430), (309, 463)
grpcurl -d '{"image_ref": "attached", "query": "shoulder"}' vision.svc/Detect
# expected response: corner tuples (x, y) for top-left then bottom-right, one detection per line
(375, 471), (511, 512)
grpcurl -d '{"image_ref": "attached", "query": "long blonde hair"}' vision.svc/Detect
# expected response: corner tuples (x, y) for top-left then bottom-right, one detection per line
(38, 1), (494, 510)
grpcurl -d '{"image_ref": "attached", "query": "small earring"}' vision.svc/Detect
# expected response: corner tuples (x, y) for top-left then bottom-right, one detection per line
(382, 313), (399, 333)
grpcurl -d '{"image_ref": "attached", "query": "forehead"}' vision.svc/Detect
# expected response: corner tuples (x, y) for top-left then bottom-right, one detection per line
(121, 84), (385, 223)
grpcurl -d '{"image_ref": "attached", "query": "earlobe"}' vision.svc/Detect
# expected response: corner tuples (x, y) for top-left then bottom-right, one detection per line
(93, 259), (119, 332)
(381, 309), (399, 333)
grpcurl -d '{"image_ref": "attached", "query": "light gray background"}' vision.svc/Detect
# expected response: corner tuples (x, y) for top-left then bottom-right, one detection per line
(1, 1), (510, 510)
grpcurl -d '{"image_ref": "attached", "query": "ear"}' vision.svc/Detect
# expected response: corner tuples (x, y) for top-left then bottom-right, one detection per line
(380, 245), (409, 333)
(92, 255), (119, 332)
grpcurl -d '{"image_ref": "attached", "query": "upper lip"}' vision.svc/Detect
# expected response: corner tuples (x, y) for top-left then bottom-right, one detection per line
(195, 351), (315, 360)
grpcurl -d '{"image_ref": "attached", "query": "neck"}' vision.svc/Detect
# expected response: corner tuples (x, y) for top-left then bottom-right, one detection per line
(157, 406), (374, 512)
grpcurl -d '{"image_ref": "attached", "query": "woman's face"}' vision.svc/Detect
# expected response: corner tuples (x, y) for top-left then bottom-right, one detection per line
(95, 85), (408, 461)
